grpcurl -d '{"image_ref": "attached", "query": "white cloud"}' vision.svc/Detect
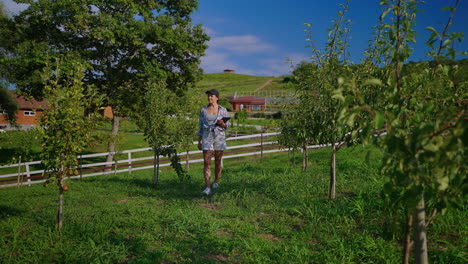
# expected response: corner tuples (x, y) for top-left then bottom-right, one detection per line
(200, 51), (237, 73)
(200, 50), (270, 76)
(258, 53), (311, 76)
(202, 26), (216, 36)
(200, 28), (312, 76)
(1, 0), (29, 16)
(200, 50), (309, 77)
(200, 33), (286, 76)
(209, 35), (276, 55)
(282, 53), (312, 66)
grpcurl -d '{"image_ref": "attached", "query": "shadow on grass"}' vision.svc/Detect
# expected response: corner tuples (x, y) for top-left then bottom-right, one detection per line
(0, 205), (24, 220)
(88, 176), (203, 201)
(107, 228), (233, 263)
(0, 148), (42, 165)
(82, 163), (280, 203)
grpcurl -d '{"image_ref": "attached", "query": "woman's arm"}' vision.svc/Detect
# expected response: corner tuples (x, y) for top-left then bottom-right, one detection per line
(197, 109), (204, 150)
(221, 107), (230, 129)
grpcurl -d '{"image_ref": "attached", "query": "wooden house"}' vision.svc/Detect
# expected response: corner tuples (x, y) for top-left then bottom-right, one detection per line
(0, 93), (50, 130)
(228, 96), (266, 112)
(99, 106), (114, 119)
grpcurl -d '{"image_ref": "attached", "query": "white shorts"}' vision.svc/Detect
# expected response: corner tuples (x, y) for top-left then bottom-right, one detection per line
(202, 130), (226, 151)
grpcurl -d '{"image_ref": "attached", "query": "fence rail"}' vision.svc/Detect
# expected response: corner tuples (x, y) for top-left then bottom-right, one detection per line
(0, 132), (284, 188)
(0, 132), (334, 189)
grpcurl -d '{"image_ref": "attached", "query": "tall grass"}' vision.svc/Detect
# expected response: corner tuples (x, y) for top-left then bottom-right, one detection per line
(0, 146), (466, 263)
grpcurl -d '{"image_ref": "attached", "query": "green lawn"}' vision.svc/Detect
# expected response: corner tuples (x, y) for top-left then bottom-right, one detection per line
(1, 146), (465, 263)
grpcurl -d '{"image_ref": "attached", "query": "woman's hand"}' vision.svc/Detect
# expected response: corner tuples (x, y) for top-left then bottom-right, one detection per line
(216, 119), (226, 128)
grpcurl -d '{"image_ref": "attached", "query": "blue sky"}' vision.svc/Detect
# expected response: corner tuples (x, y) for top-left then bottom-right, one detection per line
(193, 0), (468, 76)
(3, 0), (468, 77)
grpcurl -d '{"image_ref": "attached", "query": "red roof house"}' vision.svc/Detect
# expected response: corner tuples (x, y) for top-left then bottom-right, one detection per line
(223, 69), (235, 73)
(228, 96), (266, 112)
(0, 93), (50, 130)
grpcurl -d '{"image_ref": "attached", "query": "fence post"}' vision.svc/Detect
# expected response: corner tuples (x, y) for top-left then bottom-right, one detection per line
(25, 163), (31, 187)
(17, 157), (22, 188)
(79, 154), (83, 180)
(260, 130), (263, 161)
(128, 152), (132, 174)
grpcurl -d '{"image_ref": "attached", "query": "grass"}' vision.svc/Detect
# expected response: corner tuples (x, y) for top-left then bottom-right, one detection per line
(190, 73), (294, 100)
(95, 119), (142, 133)
(0, 146), (466, 263)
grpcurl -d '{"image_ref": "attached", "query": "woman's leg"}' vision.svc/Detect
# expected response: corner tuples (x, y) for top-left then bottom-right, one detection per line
(214, 150), (224, 184)
(203, 150), (212, 187)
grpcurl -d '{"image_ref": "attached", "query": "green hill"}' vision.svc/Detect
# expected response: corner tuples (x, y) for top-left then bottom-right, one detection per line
(192, 73), (296, 100)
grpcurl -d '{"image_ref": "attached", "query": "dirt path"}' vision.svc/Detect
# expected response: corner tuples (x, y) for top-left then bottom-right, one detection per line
(254, 79), (273, 91)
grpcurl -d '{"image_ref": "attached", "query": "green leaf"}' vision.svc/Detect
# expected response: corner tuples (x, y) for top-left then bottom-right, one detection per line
(437, 176), (449, 191)
(442, 39), (451, 47)
(374, 112), (384, 129)
(337, 77), (344, 85)
(332, 92), (345, 102)
(346, 113), (356, 127)
(425, 26), (438, 34)
(364, 78), (382, 86)
(441, 7), (454, 12)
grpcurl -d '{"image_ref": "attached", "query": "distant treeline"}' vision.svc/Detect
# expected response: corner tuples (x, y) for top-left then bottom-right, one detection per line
(282, 58), (468, 83)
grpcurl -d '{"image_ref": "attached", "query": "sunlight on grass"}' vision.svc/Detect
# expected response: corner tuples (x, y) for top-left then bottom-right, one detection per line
(0, 146), (466, 263)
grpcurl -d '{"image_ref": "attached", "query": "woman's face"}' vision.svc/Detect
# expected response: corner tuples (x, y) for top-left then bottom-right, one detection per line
(207, 94), (218, 104)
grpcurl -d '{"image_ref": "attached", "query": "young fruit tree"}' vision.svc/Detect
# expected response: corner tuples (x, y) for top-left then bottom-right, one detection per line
(39, 57), (100, 231)
(137, 82), (190, 186)
(290, 0), (353, 196)
(333, 1), (466, 263)
(278, 87), (316, 171)
(175, 95), (201, 171)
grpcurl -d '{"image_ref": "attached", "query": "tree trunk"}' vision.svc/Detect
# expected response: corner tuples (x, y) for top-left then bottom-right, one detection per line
(292, 149), (296, 167)
(57, 157), (65, 232)
(57, 186), (64, 232)
(403, 215), (413, 264)
(412, 196), (428, 264)
(153, 151), (159, 186)
(329, 144), (336, 200)
(302, 144), (308, 172)
(105, 115), (120, 172)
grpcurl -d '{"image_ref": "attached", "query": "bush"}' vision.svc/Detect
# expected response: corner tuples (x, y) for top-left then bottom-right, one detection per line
(239, 111), (282, 119)
(218, 98), (232, 111)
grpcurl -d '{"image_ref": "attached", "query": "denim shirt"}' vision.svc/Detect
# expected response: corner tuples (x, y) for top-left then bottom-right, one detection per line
(198, 105), (230, 136)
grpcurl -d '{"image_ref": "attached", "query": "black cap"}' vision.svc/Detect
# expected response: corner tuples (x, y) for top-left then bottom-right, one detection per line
(205, 89), (219, 97)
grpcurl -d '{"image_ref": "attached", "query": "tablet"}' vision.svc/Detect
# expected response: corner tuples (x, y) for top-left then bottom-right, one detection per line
(221, 117), (231, 122)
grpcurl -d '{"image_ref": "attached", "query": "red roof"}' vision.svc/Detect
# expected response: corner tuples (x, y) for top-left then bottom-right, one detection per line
(229, 96), (265, 104)
(10, 92), (50, 110)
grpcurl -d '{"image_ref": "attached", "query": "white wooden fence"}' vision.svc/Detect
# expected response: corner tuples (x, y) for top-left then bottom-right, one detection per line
(0, 132), (332, 189)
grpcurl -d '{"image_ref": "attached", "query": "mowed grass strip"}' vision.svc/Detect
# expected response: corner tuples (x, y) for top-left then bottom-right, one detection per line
(0, 146), (466, 263)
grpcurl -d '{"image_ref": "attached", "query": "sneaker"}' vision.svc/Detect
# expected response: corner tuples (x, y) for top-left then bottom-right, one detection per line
(202, 187), (211, 195)
(212, 183), (219, 189)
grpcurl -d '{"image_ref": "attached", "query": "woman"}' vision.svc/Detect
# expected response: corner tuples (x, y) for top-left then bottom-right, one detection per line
(198, 89), (230, 195)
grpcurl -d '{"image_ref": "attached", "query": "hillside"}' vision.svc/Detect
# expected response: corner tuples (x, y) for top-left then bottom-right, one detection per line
(192, 73), (296, 100)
